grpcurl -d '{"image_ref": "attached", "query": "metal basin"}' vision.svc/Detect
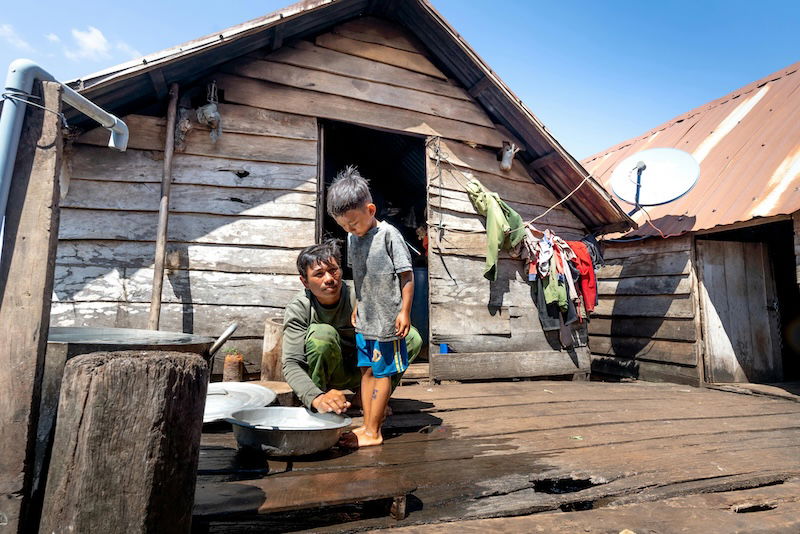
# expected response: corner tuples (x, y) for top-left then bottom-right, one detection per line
(227, 407), (352, 456)
(49, 327), (215, 358)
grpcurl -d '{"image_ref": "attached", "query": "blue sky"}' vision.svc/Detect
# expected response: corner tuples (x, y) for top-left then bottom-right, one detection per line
(1, 0), (798, 158)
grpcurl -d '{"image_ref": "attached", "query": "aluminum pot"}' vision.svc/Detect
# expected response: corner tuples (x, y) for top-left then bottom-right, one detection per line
(227, 407), (351, 456)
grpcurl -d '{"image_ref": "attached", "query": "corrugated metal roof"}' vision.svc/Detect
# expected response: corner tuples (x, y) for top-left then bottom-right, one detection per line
(60, 0), (633, 233)
(583, 61), (800, 238)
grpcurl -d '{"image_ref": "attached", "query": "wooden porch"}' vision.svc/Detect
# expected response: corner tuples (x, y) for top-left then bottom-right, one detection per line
(193, 379), (800, 532)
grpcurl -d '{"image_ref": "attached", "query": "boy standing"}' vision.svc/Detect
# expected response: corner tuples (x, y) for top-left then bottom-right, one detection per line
(326, 166), (414, 447)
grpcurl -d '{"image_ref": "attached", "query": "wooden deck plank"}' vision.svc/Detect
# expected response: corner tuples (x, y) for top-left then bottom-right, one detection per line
(198, 381), (800, 532)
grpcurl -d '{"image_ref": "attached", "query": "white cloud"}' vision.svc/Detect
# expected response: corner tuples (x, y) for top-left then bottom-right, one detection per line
(45, 33), (60, 43)
(0, 24), (34, 52)
(64, 26), (110, 61)
(116, 41), (142, 60)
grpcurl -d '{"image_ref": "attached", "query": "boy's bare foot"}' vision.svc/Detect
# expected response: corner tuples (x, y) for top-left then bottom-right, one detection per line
(357, 429), (383, 447)
(352, 425), (367, 435)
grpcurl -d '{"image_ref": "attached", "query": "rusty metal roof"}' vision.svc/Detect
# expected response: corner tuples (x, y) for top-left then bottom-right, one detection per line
(583, 61), (800, 238)
(62, 0), (633, 233)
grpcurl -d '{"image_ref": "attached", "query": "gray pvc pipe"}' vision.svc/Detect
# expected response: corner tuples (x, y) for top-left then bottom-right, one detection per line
(0, 58), (128, 255)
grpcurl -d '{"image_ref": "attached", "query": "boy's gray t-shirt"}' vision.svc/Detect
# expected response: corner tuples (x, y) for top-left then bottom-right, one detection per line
(347, 221), (413, 341)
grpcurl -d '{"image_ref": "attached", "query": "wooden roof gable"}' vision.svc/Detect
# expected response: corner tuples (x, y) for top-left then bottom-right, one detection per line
(66, 0), (633, 232)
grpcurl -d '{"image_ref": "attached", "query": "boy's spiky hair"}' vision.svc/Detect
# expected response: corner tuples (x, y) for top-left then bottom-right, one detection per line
(296, 239), (341, 278)
(326, 165), (372, 217)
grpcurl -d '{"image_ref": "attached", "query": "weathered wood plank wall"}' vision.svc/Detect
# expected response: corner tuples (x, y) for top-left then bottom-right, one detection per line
(55, 109), (315, 372)
(52, 16), (589, 377)
(589, 235), (702, 384)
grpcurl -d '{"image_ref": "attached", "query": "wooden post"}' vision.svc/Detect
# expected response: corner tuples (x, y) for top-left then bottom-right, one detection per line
(0, 80), (63, 533)
(39, 350), (208, 534)
(261, 316), (285, 381)
(148, 83), (180, 330)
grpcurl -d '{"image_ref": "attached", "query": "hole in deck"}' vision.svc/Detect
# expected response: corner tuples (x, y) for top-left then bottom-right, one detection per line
(533, 477), (602, 494)
(733, 503), (778, 513)
(559, 500), (594, 512)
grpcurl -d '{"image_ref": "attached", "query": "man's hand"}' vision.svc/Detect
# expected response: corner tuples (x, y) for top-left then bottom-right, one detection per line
(311, 389), (351, 414)
(394, 311), (411, 338)
(351, 305), (358, 327)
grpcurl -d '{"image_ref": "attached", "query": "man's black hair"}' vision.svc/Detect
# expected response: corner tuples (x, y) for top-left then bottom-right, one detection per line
(296, 239), (341, 277)
(326, 165), (372, 218)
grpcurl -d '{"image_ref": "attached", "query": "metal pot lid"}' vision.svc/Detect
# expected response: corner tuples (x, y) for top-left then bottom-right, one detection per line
(49, 327), (215, 345)
(204, 382), (277, 424)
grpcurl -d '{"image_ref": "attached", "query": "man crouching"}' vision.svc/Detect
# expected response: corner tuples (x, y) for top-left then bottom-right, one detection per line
(281, 240), (422, 426)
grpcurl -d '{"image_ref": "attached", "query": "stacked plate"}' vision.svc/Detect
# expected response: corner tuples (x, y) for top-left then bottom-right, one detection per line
(203, 382), (277, 423)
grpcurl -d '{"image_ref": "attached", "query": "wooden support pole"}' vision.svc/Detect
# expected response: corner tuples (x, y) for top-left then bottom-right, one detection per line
(0, 80), (63, 533)
(40, 350), (208, 534)
(148, 82), (180, 330)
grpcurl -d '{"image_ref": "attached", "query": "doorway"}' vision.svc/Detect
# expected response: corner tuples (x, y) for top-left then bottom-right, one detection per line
(696, 220), (800, 383)
(319, 120), (429, 356)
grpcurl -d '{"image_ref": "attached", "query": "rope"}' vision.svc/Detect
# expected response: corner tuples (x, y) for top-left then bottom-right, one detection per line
(425, 136), (592, 236)
(2, 89), (68, 127)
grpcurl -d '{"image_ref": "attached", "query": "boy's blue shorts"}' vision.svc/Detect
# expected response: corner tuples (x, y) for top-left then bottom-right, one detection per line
(355, 333), (409, 378)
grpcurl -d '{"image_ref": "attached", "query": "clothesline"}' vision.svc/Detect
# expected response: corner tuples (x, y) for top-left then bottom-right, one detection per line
(425, 136), (592, 235)
(425, 136), (673, 241)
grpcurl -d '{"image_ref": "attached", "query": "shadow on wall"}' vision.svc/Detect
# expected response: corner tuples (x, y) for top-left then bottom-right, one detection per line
(598, 215), (697, 378)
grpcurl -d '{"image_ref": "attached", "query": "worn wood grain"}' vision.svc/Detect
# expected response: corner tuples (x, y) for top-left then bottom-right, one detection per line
(589, 335), (697, 366)
(70, 146), (317, 191)
(56, 241), (301, 274)
(228, 58), (493, 128)
(40, 351), (207, 534)
(263, 40), (469, 100)
(62, 179), (317, 219)
(588, 317), (697, 342)
(430, 348), (590, 380)
(79, 114), (318, 165)
(0, 81), (62, 533)
(59, 209), (315, 246)
(217, 73), (508, 148)
(432, 138), (532, 182)
(602, 235), (692, 260)
(597, 274), (692, 296)
(315, 32), (447, 80)
(594, 295), (695, 318)
(429, 164), (567, 211)
(53, 265), (301, 308)
(596, 250), (692, 279)
(430, 304), (514, 336)
(591, 354), (701, 385)
(332, 16), (424, 54)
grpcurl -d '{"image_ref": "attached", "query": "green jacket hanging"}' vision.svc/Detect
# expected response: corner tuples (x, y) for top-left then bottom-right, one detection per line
(465, 179), (525, 281)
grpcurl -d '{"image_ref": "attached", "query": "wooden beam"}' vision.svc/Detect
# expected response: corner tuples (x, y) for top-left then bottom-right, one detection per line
(527, 151), (559, 170)
(467, 76), (493, 99)
(430, 349), (590, 381)
(271, 23), (284, 50)
(148, 83), (180, 330)
(0, 81), (63, 533)
(147, 69), (168, 100)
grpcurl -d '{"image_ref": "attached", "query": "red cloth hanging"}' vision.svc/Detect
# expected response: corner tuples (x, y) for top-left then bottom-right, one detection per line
(566, 241), (597, 313)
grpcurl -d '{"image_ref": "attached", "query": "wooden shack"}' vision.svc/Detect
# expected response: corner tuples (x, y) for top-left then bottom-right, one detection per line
(583, 61), (800, 386)
(50, 0), (631, 380)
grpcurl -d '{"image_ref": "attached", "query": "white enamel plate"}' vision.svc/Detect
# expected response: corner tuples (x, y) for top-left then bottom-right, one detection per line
(203, 382), (277, 423)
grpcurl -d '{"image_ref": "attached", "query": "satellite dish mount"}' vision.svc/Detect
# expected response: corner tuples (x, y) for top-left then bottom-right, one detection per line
(609, 148), (700, 217)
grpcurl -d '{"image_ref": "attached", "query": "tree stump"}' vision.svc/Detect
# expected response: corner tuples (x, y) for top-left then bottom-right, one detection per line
(39, 350), (208, 534)
(261, 316), (284, 382)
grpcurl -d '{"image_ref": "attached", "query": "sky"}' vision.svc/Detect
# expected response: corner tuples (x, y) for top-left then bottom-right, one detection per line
(1, 0), (798, 159)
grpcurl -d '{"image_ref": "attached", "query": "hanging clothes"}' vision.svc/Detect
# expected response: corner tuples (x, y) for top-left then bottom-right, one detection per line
(465, 179), (525, 281)
(567, 240), (597, 313)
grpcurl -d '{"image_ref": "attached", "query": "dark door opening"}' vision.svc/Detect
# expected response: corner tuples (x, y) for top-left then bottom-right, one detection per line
(697, 220), (800, 382)
(320, 120), (429, 356)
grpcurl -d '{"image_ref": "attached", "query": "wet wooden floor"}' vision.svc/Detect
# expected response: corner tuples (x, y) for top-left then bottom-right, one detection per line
(193, 380), (800, 533)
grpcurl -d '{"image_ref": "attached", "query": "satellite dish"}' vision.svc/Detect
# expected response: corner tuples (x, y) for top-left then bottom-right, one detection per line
(609, 148), (700, 211)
